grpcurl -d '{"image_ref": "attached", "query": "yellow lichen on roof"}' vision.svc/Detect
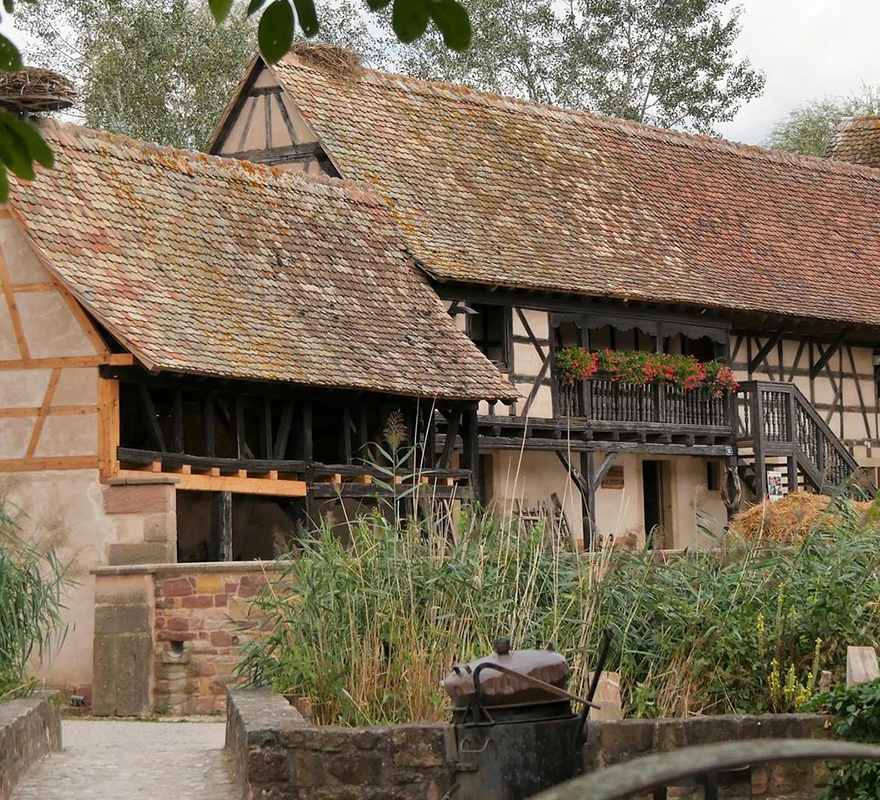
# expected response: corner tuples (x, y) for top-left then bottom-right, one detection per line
(8, 119), (516, 403)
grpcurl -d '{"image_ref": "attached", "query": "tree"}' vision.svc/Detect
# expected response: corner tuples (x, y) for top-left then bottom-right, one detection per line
(18, 0), (256, 149)
(0, 0), (471, 201)
(326, 0), (765, 133)
(766, 85), (880, 157)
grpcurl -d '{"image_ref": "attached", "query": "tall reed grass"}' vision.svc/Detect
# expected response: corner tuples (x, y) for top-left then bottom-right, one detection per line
(238, 496), (880, 725)
(0, 495), (68, 700)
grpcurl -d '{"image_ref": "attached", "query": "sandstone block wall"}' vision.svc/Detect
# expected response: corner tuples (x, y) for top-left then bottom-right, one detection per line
(92, 563), (277, 716)
(227, 688), (453, 800)
(0, 695), (61, 800)
(154, 567), (271, 715)
(228, 690), (837, 800)
(586, 714), (833, 799)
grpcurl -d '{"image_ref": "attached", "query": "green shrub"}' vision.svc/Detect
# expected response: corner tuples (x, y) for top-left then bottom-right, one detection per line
(808, 678), (880, 799)
(238, 497), (880, 725)
(0, 498), (69, 700)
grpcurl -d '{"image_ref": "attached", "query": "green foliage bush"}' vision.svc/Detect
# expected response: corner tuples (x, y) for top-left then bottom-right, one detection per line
(809, 679), (880, 799)
(238, 497), (880, 725)
(0, 498), (69, 701)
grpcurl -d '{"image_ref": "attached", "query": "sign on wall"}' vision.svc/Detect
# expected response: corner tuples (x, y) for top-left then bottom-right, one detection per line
(602, 465), (625, 489)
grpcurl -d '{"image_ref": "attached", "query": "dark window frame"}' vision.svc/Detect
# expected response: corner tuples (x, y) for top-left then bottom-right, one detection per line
(467, 303), (513, 371)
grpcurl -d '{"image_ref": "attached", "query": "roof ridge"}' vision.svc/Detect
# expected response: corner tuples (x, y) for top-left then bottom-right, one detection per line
(35, 117), (388, 204)
(279, 53), (880, 184)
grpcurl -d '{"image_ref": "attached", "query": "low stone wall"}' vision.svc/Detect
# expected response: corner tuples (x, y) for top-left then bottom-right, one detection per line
(586, 714), (833, 798)
(0, 695), (62, 800)
(93, 562), (279, 716)
(227, 688), (453, 800)
(228, 689), (836, 800)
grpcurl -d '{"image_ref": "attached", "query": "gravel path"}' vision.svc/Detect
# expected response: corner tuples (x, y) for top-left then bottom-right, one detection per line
(11, 719), (238, 799)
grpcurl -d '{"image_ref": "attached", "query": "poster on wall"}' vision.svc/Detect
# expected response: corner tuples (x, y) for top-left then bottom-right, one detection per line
(767, 471), (784, 501)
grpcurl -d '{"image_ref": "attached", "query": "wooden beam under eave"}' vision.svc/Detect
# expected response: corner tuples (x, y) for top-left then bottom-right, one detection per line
(117, 468), (307, 497)
(0, 354), (135, 370)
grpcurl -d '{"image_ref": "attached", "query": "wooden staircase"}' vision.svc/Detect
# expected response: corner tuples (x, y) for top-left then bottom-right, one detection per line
(735, 381), (874, 499)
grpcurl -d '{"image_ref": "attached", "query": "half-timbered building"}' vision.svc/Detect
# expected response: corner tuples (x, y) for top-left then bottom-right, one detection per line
(209, 46), (880, 551)
(0, 119), (513, 698)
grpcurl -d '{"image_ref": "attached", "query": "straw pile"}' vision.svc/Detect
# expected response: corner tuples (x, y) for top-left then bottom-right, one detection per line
(730, 491), (873, 543)
(290, 43), (364, 78)
(0, 67), (75, 112)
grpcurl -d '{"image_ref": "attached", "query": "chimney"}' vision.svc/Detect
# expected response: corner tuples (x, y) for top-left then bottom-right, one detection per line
(825, 116), (880, 168)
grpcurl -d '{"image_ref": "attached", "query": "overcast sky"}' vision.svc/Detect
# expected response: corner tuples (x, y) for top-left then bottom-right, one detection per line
(5, 0), (879, 147)
(718, 0), (880, 145)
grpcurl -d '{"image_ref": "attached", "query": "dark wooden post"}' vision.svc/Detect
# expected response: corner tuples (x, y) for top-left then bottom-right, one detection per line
(580, 450), (596, 547)
(235, 395), (246, 460)
(340, 402), (353, 465)
(203, 392), (215, 457)
(752, 388), (767, 501)
(172, 388), (183, 453)
(461, 404), (480, 503)
(786, 388), (798, 494)
(212, 491), (233, 561)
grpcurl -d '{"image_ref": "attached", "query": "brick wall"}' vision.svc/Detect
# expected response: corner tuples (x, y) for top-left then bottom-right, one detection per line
(93, 563), (279, 717)
(153, 568), (273, 715)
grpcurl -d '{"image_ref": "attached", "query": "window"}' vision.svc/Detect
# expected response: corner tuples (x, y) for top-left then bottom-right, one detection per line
(468, 304), (510, 369)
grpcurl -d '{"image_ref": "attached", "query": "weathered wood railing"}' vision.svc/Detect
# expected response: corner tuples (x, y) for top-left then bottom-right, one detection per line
(558, 374), (730, 429)
(736, 380), (869, 496)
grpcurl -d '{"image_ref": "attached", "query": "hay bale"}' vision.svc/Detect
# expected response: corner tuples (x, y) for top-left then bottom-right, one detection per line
(0, 67), (75, 112)
(730, 491), (873, 543)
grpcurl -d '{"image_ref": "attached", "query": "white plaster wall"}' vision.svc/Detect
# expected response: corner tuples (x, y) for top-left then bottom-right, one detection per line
(0, 218), (49, 283)
(730, 333), (879, 459)
(4, 470), (144, 692)
(593, 454), (641, 542)
(17, 292), (95, 357)
(484, 449), (583, 543)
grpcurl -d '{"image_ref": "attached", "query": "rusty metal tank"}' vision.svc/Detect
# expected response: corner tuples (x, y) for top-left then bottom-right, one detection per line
(442, 638), (598, 800)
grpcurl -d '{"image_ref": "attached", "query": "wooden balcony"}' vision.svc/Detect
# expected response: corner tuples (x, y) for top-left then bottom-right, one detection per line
(558, 374), (731, 432)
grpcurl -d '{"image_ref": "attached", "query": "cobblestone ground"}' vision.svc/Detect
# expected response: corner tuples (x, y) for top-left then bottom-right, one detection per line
(12, 719), (238, 799)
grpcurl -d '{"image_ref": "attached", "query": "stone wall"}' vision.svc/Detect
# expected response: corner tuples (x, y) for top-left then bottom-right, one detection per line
(227, 688), (453, 800)
(93, 562), (278, 716)
(0, 695), (61, 800)
(153, 566), (272, 715)
(586, 714), (833, 799)
(228, 689), (836, 800)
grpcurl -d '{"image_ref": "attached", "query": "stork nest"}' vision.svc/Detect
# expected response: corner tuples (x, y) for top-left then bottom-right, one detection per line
(290, 43), (364, 78)
(0, 67), (76, 112)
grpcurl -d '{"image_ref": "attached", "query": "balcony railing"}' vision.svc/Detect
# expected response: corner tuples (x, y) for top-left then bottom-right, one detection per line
(558, 374), (730, 429)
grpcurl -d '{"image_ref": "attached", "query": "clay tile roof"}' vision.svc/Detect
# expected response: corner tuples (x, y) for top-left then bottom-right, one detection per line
(8, 119), (516, 402)
(271, 52), (880, 329)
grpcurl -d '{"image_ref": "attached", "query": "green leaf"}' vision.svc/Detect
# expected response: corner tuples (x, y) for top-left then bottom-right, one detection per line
(427, 0), (470, 51)
(0, 165), (9, 203)
(291, 0), (319, 37)
(1, 115), (53, 169)
(208, 0), (233, 22)
(2, 0), (13, 14)
(391, 0), (428, 43)
(258, 0), (294, 63)
(0, 121), (35, 180)
(247, 0), (267, 16)
(366, 0), (391, 9)
(0, 34), (22, 73)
